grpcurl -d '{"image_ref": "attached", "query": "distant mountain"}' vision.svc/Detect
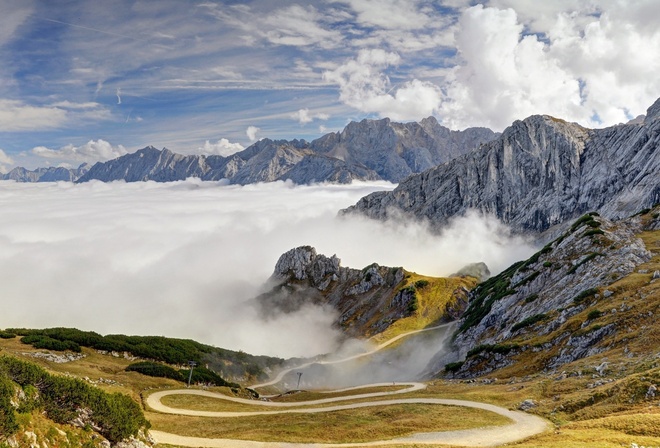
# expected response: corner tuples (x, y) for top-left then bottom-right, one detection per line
(344, 98), (660, 235)
(310, 117), (497, 182)
(3, 118), (497, 185)
(1, 164), (89, 182)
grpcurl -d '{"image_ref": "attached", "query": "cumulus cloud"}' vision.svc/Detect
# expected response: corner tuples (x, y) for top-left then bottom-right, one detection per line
(290, 108), (330, 125)
(196, 138), (244, 156)
(0, 180), (534, 358)
(0, 100), (68, 131)
(437, 3), (660, 130)
(323, 49), (443, 121)
(246, 125), (260, 141)
(31, 140), (128, 164)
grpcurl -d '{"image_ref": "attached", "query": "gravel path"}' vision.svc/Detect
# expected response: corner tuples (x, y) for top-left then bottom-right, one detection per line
(146, 324), (550, 447)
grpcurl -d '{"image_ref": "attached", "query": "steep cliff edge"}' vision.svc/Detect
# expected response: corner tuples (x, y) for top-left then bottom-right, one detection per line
(256, 246), (479, 339)
(437, 206), (659, 379)
(344, 98), (660, 235)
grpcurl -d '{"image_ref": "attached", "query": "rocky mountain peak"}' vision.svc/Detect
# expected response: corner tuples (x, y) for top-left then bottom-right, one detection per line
(345, 97), (659, 236)
(645, 96), (660, 123)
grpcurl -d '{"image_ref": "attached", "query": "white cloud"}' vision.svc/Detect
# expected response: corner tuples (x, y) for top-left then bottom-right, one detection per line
(0, 180), (534, 358)
(290, 108), (330, 125)
(436, 3), (660, 130)
(337, 0), (431, 30)
(0, 99), (68, 131)
(246, 125), (260, 141)
(31, 139), (128, 164)
(0, 148), (14, 173)
(0, 1), (33, 47)
(197, 138), (244, 156)
(323, 49), (443, 121)
(116, 88), (122, 105)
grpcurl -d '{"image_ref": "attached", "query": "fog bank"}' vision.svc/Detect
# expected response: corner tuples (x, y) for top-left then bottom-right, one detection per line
(0, 179), (535, 358)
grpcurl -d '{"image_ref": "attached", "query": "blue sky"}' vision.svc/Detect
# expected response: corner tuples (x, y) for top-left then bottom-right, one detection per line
(1, 0), (659, 170)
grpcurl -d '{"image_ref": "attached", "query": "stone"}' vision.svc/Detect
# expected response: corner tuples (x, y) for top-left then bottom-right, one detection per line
(518, 399), (537, 411)
(344, 97), (660, 235)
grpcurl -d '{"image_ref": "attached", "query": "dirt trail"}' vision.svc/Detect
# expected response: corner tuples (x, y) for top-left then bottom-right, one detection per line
(146, 324), (550, 447)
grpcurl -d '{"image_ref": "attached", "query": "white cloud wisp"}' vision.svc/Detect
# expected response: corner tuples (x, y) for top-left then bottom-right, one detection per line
(0, 180), (535, 358)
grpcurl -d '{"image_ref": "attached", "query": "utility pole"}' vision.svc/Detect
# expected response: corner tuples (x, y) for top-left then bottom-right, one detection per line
(296, 372), (303, 389)
(187, 361), (197, 388)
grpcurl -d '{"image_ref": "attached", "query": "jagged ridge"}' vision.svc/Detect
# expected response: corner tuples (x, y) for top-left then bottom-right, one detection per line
(344, 98), (660, 234)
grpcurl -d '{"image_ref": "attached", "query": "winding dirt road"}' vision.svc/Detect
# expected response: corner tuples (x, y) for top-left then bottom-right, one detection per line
(146, 324), (550, 447)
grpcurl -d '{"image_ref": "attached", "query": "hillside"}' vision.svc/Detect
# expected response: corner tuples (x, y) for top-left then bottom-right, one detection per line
(257, 246), (480, 340)
(439, 205), (660, 383)
(344, 97), (660, 236)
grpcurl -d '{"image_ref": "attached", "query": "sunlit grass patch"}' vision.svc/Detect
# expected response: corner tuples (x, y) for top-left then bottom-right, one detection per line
(146, 403), (511, 443)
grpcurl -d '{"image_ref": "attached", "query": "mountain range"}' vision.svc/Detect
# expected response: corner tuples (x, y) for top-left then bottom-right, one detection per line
(344, 98), (660, 236)
(1, 117), (497, 185)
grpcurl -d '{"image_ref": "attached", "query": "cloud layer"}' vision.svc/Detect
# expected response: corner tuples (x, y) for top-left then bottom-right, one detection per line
(0, 180), (534, 358)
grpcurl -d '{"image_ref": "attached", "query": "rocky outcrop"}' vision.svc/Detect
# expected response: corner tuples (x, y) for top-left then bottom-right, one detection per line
(438, 210), (655, 378)
(344, 98), (660, 235)
(260, 246), (408, 337)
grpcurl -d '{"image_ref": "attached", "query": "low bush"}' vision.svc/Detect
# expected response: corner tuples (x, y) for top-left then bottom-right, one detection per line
(511, 313), (548, 332)
(0, 356), (149, 443)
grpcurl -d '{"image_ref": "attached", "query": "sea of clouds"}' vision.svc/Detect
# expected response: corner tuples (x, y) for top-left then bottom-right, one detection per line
(0, 179), (535, 358)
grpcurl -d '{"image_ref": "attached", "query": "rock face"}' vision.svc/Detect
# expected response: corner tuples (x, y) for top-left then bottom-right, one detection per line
(437, 210), (657, 378)
(344, 98), (660, 234)
(2, 164), (89, 182)
(259, 246), (408, 338)
(8, 117), (496, 185)
(311, 117), (497, 182)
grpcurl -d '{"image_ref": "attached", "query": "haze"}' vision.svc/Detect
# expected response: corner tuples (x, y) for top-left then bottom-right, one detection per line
(0, 179), (534, 358)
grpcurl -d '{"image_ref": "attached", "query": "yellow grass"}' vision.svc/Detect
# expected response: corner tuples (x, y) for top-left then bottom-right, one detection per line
(146, 403), (511, 443)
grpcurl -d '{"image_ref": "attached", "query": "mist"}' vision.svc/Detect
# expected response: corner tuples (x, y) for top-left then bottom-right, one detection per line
(0, 179), (535, 358)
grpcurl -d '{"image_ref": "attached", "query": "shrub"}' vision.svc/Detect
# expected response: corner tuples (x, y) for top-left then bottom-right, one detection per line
(0, 332), (15, 339)
(511, 313), (548, 332)
(524, 294), (539, 304)
(587, 310), (603, 320)
(583, 229), (605, 238)
(0, 373), (18, 436)
(573, 288), (598, 304)
(126, 362), (184, 381)
(444, 361), (464, 373)
(0, 356), (149, 443)
(543, 261), (553, 268)
(414, 279), (429, 289)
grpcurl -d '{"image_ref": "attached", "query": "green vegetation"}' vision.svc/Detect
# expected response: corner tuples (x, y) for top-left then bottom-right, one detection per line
(0, 356), (149, 443)
(0, 331), (15, 340)
(511, 313), (548, 332)
(8, 327), (281, 381)
(524, 294), (539, 304)
(20, 334), (81, 352)
(458, 261), (522, 333)
(582, 229), (605, 238)
(126, 361), (184, 381)
(444, 361), (464, 373)
(586, 310), (603, 320)
(573, 288), (599, 304)
(570, 213), (602, 232)
(413, 279), (429, 289)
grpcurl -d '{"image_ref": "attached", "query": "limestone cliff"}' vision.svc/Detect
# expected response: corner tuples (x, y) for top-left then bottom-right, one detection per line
(344, 98), (660, 235)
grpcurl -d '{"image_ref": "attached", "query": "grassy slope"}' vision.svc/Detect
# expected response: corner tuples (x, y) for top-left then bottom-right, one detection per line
(370, 273), (477, 345)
